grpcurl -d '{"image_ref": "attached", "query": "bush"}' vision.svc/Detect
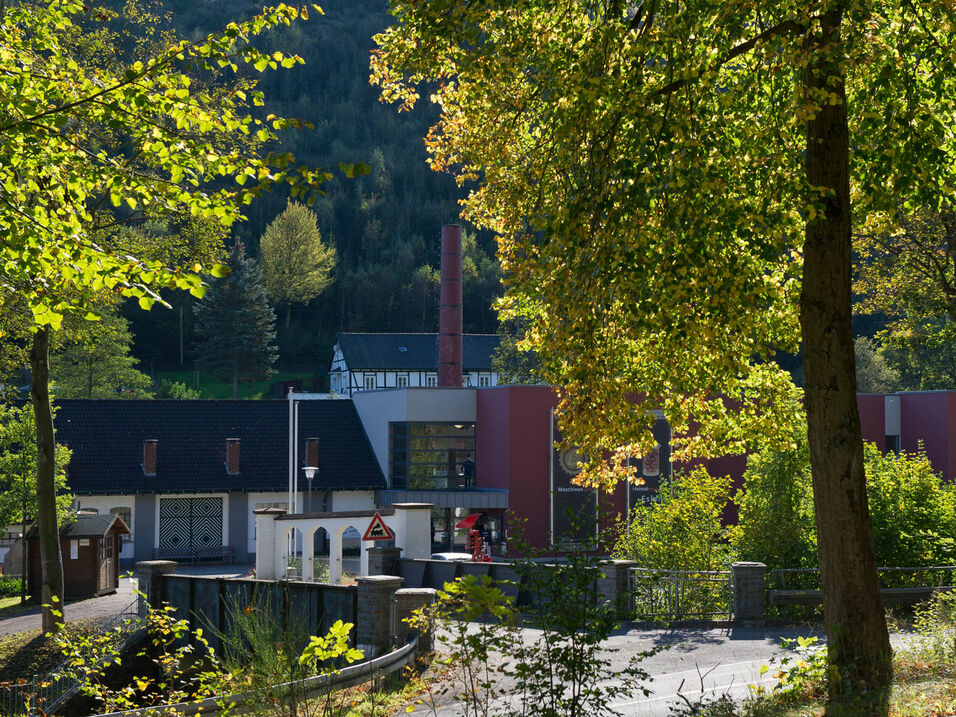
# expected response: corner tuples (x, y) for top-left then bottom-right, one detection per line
(731, 426), (956, 573)
(613, 467), (733, 571)
(0, 577), (22, 597)
(728, 425), (817, 572)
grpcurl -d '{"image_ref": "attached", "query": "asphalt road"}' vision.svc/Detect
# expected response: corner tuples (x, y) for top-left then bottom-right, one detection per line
(0, 564), (254, 637)
(402, 623), (826, 716)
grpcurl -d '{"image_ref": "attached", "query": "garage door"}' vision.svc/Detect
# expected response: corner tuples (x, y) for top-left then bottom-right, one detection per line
(159, 497), (223, 551)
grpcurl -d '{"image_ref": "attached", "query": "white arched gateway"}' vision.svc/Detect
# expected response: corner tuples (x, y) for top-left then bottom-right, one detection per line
(254, 503), (432, 583)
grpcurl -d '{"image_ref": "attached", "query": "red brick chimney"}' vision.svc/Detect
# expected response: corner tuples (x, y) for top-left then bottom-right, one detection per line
(225, 438), (240, 475)
(305, 437), (319, 467)
(143, 439), (158, 477)
(438, 224), (463, 387)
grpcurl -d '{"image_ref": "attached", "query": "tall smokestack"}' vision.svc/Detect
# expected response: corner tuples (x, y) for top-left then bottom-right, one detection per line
(438, 224), (463, 387)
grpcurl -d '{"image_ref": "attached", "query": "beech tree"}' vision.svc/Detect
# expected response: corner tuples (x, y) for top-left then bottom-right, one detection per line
(373, 0), (956, 706)
(52, 309), (153, 399)
(0, 0), (340, 632)
(259, 199), (337, 328)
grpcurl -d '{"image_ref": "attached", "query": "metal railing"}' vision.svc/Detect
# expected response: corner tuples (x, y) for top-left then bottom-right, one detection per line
(0, 598), (141, 716)
(770, 565), (956, 591)
(630, 568), (733, 621)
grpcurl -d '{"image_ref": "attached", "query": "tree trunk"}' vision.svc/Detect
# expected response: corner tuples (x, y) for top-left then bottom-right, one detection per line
(801, 8), (892, 709)
(30, 327), (64, 633)
(285, 302), (292, 330)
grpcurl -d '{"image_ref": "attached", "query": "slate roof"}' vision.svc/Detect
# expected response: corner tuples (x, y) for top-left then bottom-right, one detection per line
(26, 513), (130, 539)
(62, 514), (129, 538)
(335, 333), (500, 371)
(53, 400), (385, 495)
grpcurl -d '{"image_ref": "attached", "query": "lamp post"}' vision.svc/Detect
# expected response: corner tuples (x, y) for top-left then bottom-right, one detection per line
(303, 466), (317, 513)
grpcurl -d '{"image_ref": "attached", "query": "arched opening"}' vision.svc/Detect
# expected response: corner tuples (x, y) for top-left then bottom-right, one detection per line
(309, 526), (331, 582)
(282, 526), (305, 580)
(342, 525), (361, 581)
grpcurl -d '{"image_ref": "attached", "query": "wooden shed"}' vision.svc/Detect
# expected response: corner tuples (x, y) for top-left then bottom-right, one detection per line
(28, 514), (130, 602)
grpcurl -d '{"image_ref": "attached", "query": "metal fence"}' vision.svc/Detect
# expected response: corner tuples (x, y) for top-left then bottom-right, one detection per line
(769, 565), (956, 591)
(630, 568), (733, 621)
(0, 598), (141, 716)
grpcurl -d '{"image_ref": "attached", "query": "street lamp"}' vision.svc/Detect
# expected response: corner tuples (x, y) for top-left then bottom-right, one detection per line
(303, 466), (318, 513)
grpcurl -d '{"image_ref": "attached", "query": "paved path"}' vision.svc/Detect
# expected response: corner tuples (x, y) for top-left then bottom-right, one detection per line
(401, 623), (827, 716)
(0, 564), (253, 636)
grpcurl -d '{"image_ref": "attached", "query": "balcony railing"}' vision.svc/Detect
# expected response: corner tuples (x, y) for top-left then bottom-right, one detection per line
(390, 475), (476, 490)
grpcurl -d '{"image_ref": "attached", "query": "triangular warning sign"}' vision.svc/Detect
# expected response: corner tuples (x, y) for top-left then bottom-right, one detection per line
(362, 512), (394, 541)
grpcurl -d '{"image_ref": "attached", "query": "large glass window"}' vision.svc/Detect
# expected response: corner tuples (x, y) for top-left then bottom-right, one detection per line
(390, 422), (476, 489)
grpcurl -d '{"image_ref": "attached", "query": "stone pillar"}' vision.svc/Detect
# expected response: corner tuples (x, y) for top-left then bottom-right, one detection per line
(253, 508), (284, 581)
(732, 562), (766, 624)
(597, 559), (639, 620)
(392, 588), (437, 653)
(135, 560), (177, 616)
(356, 575), (403, 657)
(367, 546), (402, 576)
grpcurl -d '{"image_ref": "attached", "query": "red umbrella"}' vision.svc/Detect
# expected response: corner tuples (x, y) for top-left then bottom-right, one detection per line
(455, 513), (481, 530)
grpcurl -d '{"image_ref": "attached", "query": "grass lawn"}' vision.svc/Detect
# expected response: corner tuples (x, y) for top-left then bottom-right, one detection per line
(0, 596), (31, 622)
(154, 370), (315, 399)
(0, 621), (100, 682)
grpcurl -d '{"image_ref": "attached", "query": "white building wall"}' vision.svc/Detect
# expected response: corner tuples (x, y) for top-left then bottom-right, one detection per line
(330, 491), (376, 512)
(74, 495), (136, 561)
(352, 388), (477, 483)
(248, 491), (289, 555)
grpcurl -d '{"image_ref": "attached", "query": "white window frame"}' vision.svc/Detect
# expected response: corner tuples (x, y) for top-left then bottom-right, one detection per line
(426, 374), (437, 388)
(364, 374), (376, 391)
(479, 375), (491, 387)
(397, 375), (408, 388)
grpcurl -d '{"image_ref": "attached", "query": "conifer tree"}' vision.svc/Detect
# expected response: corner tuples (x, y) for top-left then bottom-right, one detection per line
(193, 241), (278, 399)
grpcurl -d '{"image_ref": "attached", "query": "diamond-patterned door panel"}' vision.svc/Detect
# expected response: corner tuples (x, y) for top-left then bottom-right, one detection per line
(159, 497), (223, 550)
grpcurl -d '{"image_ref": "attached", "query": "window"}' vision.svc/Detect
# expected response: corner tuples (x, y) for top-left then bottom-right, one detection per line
(389, 422), (476, 490)
(364, 375), (376, 391)
(426, 375), (437, 388)
(255, 502), (288, 511)
(110, 507), (132, 538)
(478, 375), (491, 387)
(397, 375), (408, 388)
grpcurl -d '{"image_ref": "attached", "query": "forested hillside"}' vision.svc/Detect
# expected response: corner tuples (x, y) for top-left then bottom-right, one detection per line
(124, 0), (501, 378)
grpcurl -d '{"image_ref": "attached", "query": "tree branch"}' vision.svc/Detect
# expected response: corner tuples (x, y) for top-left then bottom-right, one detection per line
(650, 19), (805, 99)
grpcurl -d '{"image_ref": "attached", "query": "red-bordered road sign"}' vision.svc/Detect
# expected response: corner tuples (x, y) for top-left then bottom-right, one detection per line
(362, 512), (395, 541)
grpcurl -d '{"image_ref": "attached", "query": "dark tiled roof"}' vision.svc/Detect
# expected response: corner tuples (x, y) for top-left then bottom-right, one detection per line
(26, 513), (129, 539)
(62, 514), (129, 538)
(335, 333), (500, 371)
(53, 400), (385, 495)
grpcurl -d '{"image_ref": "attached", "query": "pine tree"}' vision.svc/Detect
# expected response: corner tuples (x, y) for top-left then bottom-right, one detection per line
(193, 241), (278, 399)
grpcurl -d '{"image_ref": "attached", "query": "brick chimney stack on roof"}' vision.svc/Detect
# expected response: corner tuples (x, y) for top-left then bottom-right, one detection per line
(305, 437), (319, 468)
(143, 439), (157, 477)
(226, 438), (240, 475)
(438, 224), (463, 387)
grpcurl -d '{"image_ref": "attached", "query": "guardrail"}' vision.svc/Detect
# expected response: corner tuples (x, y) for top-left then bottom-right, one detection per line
(89, 635), (420, 717)
(768, 566), (956, 607)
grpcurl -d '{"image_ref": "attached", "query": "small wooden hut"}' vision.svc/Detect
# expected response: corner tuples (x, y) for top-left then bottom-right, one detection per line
(28, 513), (130, 601)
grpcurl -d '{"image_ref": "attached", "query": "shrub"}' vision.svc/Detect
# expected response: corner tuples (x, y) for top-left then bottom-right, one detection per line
(731, 426), (956, 573)
(0, 577), (22, 598)
(613, 467), (733, 571)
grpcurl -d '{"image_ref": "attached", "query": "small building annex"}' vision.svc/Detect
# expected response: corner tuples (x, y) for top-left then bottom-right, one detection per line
(329, 332), (500, 395)
(53, 399), (385, 567)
